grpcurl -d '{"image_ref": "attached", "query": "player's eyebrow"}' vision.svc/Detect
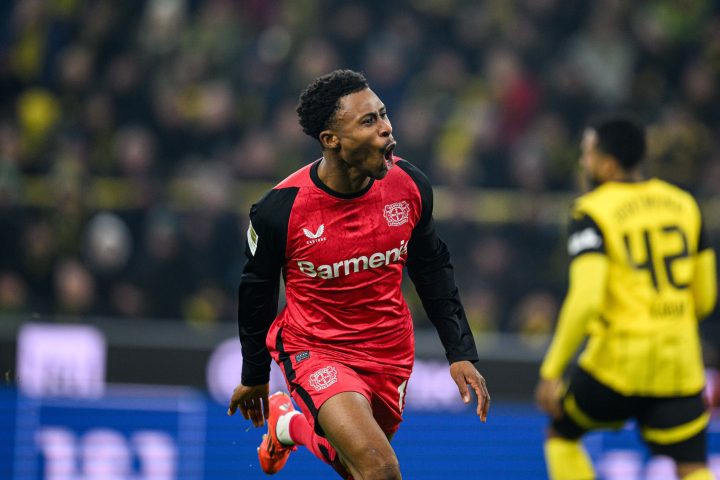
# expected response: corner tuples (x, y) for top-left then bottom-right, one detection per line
(358, 105), (386, 120)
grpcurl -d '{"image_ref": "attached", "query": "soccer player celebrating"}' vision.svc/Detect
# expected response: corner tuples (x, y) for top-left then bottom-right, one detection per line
(535, 114), (717, 480)
(227, 69), (490, 479)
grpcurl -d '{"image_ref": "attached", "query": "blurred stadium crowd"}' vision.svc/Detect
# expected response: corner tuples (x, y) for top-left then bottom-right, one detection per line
(0, 0), (719, 341)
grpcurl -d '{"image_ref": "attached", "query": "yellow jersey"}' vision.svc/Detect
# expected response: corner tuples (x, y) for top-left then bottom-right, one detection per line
(541, 178), (717, 396)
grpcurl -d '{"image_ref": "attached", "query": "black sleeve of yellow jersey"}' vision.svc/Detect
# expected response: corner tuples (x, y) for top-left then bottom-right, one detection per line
(397, 160), (479, 364)
(567, 212), (606, 260)
(238, 187), (298, 386)
(699, 217), (711, 252)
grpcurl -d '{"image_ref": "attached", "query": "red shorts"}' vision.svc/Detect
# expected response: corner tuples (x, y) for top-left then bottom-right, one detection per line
(276, 350), (410, 438)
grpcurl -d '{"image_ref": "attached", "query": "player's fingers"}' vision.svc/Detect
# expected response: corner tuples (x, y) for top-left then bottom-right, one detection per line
(467, 375), (482, 406)
(475, 377), (491, 422)
(455, 376), (470, 403)
(547, 402), (557, 419)
(247, 407), (258, 426)
(533, 392), (543, 411)
(240, 406), (250, 421)
(228, 386), (245, 416)
(535, 382), (552, 413)
(464, 372), (487, 414)
(250, 406), (264, 427)
(247, 399), (265, 427)
(536, 381), (562, 419)
(538, 395), (551, 415)
(262, 394), (270, 420)
(238, 398), (252, 421)
(479, 393), (490, 422)
(549, 398), (563, 420)
(227, 393), (238, 415)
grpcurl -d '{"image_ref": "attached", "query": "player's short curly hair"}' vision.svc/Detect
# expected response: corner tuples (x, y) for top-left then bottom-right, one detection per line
(589, 113), (646, 170)
(296, 69), (369, 141)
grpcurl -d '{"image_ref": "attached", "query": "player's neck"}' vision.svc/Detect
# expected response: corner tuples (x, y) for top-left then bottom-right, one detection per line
(317, 156), (371, 194)
(610, 169), (644, 183)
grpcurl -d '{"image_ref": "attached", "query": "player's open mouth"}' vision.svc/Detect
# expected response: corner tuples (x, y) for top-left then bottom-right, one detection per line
(383, 142), (396, 169)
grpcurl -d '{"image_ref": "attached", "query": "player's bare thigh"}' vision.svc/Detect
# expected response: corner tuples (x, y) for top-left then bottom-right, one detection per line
(318, 391), (401, 480)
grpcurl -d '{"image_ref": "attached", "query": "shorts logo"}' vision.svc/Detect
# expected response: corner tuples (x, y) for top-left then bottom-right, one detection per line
(295, 351), (310, 363)
(384, 201), (410, 227)
(309, 366), (338, 391)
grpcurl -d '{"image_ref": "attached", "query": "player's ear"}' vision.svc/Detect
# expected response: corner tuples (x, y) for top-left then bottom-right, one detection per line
(319, 130), (339, 150)
(599, 154), (619, 179)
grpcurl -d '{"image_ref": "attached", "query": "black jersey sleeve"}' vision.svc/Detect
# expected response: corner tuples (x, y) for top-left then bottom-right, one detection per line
(567, 209), (605, 260)
(238, 187), (298, 385)
(698, 216), (711, 253)
(397, 160), (479, 364)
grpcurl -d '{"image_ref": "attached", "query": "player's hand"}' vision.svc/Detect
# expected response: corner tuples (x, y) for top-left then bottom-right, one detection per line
(534, 378), (564, 420)
(450, 361), (491, 422)
(227, 382), (270, 427)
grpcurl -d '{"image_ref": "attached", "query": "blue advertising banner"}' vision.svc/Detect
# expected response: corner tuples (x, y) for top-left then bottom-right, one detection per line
(1, 386), (719, 479)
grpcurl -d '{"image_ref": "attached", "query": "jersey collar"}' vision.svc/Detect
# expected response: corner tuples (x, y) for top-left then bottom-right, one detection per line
(310, 159), (375, 199)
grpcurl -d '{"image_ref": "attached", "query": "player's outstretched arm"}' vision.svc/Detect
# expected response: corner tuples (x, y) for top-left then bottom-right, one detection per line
(450, 360), (490, 422)
(227, 383), (270, 427)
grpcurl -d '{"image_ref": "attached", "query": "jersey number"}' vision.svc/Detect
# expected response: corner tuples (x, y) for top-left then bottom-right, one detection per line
(622, 225), (690, 291)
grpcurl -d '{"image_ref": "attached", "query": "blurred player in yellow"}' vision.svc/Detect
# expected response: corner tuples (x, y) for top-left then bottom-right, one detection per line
(535, 114), (717, 480)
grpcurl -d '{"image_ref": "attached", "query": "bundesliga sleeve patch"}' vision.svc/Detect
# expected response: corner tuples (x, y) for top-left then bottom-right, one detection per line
(567, 213), (605, 257)
(247, 221), (259, 256)
(568, 227), (602, 256)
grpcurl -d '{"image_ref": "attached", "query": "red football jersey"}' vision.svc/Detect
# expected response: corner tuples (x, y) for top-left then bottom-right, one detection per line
(239, 158), (478, 385)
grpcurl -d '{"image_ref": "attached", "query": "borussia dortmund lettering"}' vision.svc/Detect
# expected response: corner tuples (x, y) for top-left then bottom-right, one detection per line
(298, 240), (408, 279)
